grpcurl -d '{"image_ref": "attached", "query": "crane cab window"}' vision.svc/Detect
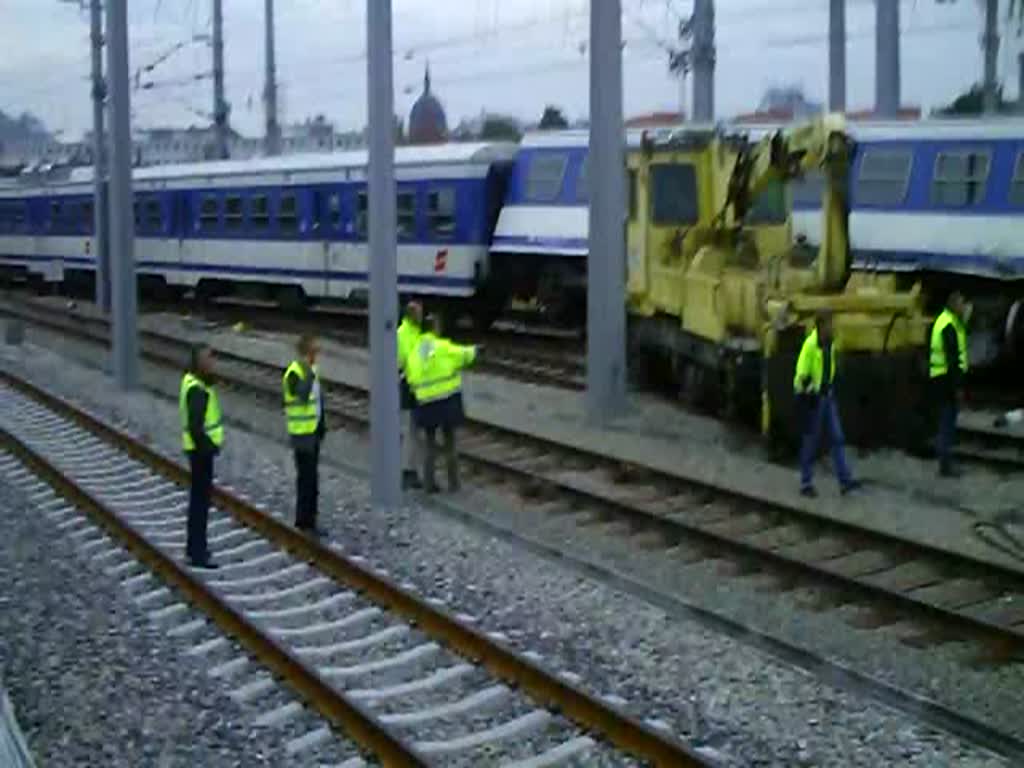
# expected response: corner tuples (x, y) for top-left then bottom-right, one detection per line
(856, 149), (913, 206)
(525, 153), (568, 202)
(396, 191), (415, 240)
(931, 150), (990, 207)
(650, 163), (698, 226)
(427, 188), (456, 238)
(199, 194), (220, 231)
(628, 170), (637, 220)
(250, 194), (270, 231)
(1010, 152), (1024, 206)
(746, 178), (786, 225)
(278, 193), (298, 234)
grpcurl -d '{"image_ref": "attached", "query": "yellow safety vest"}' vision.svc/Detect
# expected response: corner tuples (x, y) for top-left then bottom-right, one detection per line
(930, 308), (968, 378)
(793, 328), (838, 394)
(406, 332), (476, 404)
(397, 318), (421, 376)
(282, 361), (320, 436)
(179, 372), (224, 451)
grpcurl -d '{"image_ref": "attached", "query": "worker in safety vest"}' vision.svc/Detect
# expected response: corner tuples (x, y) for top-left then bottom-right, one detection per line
(930, 290), (969, 477)
(397, 300), (423, 490)
(283, 333), (327, 535)
(405, 313), (477, 493)
(179, 344), (223, 569)
(793, 310), (860, 498)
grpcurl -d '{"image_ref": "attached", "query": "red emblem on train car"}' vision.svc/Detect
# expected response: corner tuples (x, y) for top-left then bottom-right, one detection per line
(434, 249), (448, 272)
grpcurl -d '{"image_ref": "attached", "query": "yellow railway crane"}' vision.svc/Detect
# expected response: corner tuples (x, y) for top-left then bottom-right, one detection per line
(627, 114), (933, 449)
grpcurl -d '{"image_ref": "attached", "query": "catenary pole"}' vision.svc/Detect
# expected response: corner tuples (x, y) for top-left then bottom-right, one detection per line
(829, 0), (847, 111)
(105, 0), (139, 388)
(89, 0), (110, 312)
(691, 0), (715, 122)
(366, 0), (401, 506)
(586, 0), (627, 424)
(875, 0), (900, 117)
(264, 0), (281, 156)
(983, 0), (1000, 113)
(212, 0), (229, 158)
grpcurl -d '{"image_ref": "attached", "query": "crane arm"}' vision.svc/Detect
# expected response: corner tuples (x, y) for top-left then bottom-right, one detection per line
(725, 113), (853, 291)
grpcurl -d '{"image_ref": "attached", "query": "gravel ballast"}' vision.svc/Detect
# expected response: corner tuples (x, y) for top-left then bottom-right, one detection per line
(2, 333), (1016, 765)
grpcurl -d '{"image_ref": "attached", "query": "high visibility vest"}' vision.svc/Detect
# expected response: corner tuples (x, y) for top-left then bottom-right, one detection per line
(179, 372), (224, 451)
(397, 318), (421, 376)
(793, 328), (838, 394)
(406, 332), (476, 404)
(282, 361), (320, 436)
(930, 308), (968, 378)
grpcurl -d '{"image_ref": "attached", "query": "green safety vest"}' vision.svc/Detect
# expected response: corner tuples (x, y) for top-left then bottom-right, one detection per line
(930, 308), (968, 378)
(282, 361), (321, 436)
(179, 372), (224, 451)
(396, 318), (421, 376)
(793, 328), (838, 394)
(406, 332), (476, 404)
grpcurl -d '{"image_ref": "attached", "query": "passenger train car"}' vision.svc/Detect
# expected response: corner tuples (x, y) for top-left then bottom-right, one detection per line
(0, 142), (516, 319)
(790, 119), (1024, 364)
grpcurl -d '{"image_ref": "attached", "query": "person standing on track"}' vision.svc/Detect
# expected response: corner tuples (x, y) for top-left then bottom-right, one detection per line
(930, 290), (969, 478)
(180, 344), (223, 570)
(406, 313), (477, 493)
(397, 300), (423, 490)
(794, 310), (860, 498)
(283, 333), (328, 536)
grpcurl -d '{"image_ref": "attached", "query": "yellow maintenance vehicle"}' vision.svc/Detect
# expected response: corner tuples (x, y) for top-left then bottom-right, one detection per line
(627, 114), (933, 449)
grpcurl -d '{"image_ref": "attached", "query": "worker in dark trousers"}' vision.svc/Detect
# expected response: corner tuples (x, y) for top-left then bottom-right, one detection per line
(930, 290), (969, 477)
(179, 344), (223, 569)
(406, 313), (477, 493)
(283, 333), (327, 535)
(794, 310), (860, 497)
(397, 300), (423, 489)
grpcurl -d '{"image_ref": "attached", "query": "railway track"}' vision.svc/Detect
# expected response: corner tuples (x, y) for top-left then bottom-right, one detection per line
(6, 297), (1024, 761)
(0, 372), (711, 767)
(956, 424), (1024, 473)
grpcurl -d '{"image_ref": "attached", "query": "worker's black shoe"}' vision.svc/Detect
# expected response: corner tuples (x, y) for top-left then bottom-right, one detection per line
(840, 480), (862, 496)
(800, 486), (818, 498)
(402, 470), (422, 490)
(188, 558), (219, 570)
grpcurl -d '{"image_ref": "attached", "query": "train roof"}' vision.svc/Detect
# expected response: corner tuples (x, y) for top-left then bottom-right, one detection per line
(520, 122), (776, 151)
(65, 141), (518, 186)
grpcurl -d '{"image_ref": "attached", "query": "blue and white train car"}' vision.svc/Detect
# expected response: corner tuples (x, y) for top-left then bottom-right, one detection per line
(0, 142), (516, 312)
(790, 119), (1024, 362)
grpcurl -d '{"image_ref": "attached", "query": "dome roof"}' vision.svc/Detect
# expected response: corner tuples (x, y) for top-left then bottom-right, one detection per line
(408, 67), (448, 145)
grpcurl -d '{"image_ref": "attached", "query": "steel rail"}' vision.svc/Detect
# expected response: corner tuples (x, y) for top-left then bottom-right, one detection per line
(0, 368), (714, 768)
(0, 423), (427, 767)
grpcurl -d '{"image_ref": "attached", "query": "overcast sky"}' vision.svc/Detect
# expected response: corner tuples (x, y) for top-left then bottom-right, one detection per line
(0, 0), (1020, 140)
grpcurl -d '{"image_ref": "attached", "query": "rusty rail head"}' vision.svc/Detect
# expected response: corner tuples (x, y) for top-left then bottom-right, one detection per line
(0, 421), (428, 767)
(0, 370), (716, 767)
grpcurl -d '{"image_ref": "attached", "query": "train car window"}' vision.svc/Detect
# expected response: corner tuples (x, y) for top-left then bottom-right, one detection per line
(146, 199), (163, 231)
(1010, 152), (1024, 206)
(932, 150), (990, 207)
(575, 157), (589, 202)
(396, 191), (416, 239)
(651, 163), (698, 226)
(856, 149), (912, 206)
(224, 195), (243, 231)
(82, 201), (93, 231)
(355, 191), (368, 238)
(250, 194), (270, 230)
(525, 153), (568, 202)
(328, 192), (342, 229)
(199, 194), (220, 231)
(278, 192), (298, 234)
(746, 178), (787, 225)
(50, 201), (61, 231)
(426, 188), (456, 238)
(133, 200), (143, 230)
(628, 170), (637, 220)
(791, 172), (825, 207)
